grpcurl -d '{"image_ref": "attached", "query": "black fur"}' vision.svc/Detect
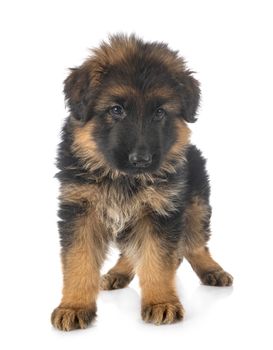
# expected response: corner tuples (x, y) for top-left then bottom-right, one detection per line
(58, 202), (85, 250)
(186, 145), (210, 201)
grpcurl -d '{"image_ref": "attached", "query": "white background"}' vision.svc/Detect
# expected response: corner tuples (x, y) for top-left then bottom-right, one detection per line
(0, 0), (272, 349)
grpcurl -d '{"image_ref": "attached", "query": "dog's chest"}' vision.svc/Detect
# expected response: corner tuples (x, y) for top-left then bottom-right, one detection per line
(95, 185), (142, 236)
(95, 182), (180, 237)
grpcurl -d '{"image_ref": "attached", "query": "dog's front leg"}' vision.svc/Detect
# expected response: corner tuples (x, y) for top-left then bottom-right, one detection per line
(51, 202), (108, 331)
(134, 219), (184, 325)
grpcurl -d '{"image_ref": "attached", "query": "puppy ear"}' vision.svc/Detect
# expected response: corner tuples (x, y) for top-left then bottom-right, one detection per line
(63, 66), (92, 122)
(179, 71), (200, 123)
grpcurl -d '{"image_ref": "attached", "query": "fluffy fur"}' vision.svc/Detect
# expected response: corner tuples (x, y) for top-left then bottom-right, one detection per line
(51, 34), (233, 331)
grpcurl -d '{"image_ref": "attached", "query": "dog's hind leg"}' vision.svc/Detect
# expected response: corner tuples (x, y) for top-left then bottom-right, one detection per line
(185, 246), (233, 286)
(182, 196), (233, 286)
(100, 254), (135, 290)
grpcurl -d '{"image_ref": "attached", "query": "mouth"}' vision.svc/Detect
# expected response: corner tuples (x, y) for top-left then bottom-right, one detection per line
(121, 162), (160, 175)
(132, 163), (151, 169)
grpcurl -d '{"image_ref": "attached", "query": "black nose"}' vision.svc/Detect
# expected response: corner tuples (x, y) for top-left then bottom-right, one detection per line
(129, 152), (152, 167)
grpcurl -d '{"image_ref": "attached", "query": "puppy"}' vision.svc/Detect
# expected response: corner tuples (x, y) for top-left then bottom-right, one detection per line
(51, 34), (233, 331)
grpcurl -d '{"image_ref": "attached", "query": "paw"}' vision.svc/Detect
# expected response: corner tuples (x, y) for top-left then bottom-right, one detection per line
(100, 272), (132, 290)
(51, 305), (96, 331)
(201, 270), (233, 286)
(141, 301), (184, 325)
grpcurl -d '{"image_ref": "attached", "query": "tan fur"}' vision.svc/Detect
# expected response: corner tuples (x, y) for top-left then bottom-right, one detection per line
(92, 35), (138, 67)
(149, 47), (185, 77)
(184, 246), (233, 287)
(160, 119), (190, 174)
(60, 183), (95, 204)
(51, 306), (96, 331)
(60, 211), (108, 308)
(132, 218), (184, 324)
(178, 196), (211, 254)
(146, 86), (177, 99)
(95, 85), (140, 112)
(167, 119), (191, 159)
(100, 255), (135, 290)
(138, 185), (182, 216)
(185, 246), (221, 277)
(85, 36), (139, 87)
(108, 255), (134, 276)
(136, 232), (177, 304)
(71, 120), (123, 180)
(80, 35), (186, 90)
(72, 120), (110, 174)
(51, 207), (109, 330)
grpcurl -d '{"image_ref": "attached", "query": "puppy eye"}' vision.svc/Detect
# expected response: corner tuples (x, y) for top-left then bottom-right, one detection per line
(109, 105), (126, 119)
(154, 108), (166, 121)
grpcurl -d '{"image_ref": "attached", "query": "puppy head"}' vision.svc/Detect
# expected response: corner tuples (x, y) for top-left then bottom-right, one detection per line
(66, 34), (200, 175)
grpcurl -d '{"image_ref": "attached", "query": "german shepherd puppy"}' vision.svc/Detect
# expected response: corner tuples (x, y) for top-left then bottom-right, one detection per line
(51, 34), (233, 331)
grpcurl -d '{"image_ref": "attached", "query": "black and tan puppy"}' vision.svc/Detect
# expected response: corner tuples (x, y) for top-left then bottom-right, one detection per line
(51, 34), (233, 331)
